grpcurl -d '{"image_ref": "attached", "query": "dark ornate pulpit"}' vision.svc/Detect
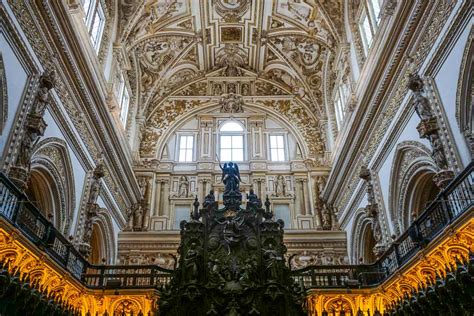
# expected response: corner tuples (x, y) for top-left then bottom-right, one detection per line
(159, 162), (305, 315)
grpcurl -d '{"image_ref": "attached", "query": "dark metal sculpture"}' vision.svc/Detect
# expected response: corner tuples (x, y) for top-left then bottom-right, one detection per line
(159, 162), (305, 316)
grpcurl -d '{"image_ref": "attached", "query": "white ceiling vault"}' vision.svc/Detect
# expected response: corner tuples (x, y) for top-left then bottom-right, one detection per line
(118, 0), (345, 162)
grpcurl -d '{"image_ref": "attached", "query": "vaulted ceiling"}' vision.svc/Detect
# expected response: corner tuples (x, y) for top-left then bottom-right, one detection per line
(118, 0), (345, 162)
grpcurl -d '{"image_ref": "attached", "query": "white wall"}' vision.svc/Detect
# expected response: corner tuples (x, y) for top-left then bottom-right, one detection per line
(0, 33), (28, 154)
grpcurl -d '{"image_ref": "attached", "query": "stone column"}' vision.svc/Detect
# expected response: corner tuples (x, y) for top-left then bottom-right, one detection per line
(9, 69), (56, 190)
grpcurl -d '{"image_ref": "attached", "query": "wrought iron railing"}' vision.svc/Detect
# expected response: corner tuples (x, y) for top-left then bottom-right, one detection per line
(292, 162), (473, 289)
(0, 172), (87, 280)
(0, 162), (472, 290)
(83, 265), (173, 289)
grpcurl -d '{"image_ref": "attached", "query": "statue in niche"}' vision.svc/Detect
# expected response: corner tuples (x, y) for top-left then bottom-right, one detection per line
(274, 175), (286, 197)
(241, 83), (250, 96)
(214, 83), (223, 96)
(263, 243), (283, 280)
(138, 177), (148, 197)
(203, 189), (216, 208)
(321, 205), (331, 230)
(125, 206), (134, 231)
(133, 202), (144, 230)
(178, 175), (189, 197)
(227, 83), (237, 94)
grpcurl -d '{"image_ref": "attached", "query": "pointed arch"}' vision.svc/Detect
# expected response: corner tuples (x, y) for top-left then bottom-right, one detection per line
(0, 52), (7, 135)
(28, 137), (76, 234)
(90, 208), (117, 264)
(456, 27), (474, 157)
(350, 208), (376, 264)
(388, 141), (439, 235)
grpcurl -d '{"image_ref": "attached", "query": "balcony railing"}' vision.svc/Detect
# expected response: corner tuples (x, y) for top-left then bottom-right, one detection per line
(0, 172), (174, 288)
(292, 162), (473, 289)
(0, 162), (472, 291)
(83, 265), (173, 289)
(0, 172), (87, 280)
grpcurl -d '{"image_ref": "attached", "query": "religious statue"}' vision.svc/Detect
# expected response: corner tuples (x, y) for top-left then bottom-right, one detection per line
(208, 258), (225, 289)
(87, 162), (105, 205)
(247, 189), (262, 210)
(263, 243), (283, 280)
(220, 161), (241, 194)
(429, 133), (449, 169)
(133, 202), (144, 231)
(274, 175), (286, 197)
(31, 68), (55, 117)
(241, 83), (250, 96)
(184, 242), (200, 282)
(214, 82), (222, 96)
(125, 206), (134, 231)
(178, 175), (189, 197)
(203, 190), (216, 208)
(413, 92), (434, 121)
(321, 205), (331, 230)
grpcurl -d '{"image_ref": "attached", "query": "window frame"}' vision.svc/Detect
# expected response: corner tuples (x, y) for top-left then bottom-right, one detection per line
(269, 134), (286, 162)
(82, 0), (106, 52)
(218, 120), (246, 162)
(177, 134), (195, 163)
(114, 71), (130, 126)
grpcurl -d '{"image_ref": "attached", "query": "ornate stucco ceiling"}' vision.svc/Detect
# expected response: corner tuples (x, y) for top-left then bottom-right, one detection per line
(118, 0), (344, 161)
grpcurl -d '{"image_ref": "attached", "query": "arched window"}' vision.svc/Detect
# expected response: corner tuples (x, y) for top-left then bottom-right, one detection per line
(219, 121), (245, 161)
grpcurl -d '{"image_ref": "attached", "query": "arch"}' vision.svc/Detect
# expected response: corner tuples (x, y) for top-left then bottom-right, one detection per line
(0, 52), (7, 135)
(154, 102), (314, 161)
(25, 167), (62, 228)
(27, 138), (76, 234)
(219, 120), (244, 132)
(350, 208), (376, 264)
(388, 141), (438, 235)
(456, 27), (474, 157)
(90, 208), (116, 264)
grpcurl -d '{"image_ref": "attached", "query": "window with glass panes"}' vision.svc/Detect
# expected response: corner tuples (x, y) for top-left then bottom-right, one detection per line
(219, 122), (244, 162)
(82, 0), (105, 51)
(114, 72), (130, 125)
(178, 135), (194, 162)
(269, 135), (285, 161)
(359, 0), (383, 55)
